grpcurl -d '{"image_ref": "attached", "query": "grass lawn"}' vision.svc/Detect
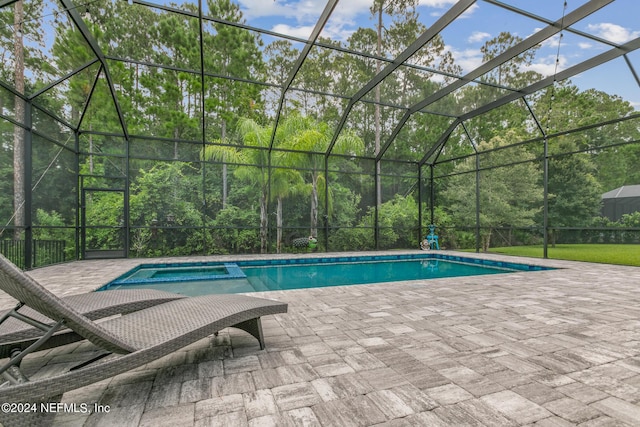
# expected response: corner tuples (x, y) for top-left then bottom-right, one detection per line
(483, 244), (640, 267)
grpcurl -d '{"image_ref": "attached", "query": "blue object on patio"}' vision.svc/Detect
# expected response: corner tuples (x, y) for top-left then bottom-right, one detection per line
(421, 224), (439, 250)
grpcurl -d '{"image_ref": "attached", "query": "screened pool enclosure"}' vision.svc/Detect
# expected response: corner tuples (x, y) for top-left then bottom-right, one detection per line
(1, 0), (639, 268)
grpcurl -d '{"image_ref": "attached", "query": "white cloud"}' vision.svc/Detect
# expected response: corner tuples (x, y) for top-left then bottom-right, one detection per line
(418, 0), (457, 7)
(271, 23), (316, 39)
(236, 0), (352, 25)
(279, 22), (355, 41)
(525, 54), (568, 77)
(429, 73), (447, 84)
(578, 42), (593, 50)
(448, 47), (483, 73)
(459, 3), (478, 19)
(328, 0), (372, 19)
(587, 23), (640, 44)
(534, 31), (564, 50)
(237, 0), (370, 42)
(527, 28), (573, 52)
(468, 31), (491, 43)
(418, 0), (458, 9)
(235, 0), (293, 20)
(238, 0), (478, 43)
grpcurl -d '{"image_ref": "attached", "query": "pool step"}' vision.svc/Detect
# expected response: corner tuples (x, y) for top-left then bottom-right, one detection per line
(108, 262), (246, 287)
(223, 263), (247, 280)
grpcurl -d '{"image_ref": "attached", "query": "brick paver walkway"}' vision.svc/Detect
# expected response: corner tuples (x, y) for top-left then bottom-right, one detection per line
(3, 251), (640, 426)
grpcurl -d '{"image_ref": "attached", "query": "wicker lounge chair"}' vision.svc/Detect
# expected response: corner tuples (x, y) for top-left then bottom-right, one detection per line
(0, 254), (287, 426)
(0, 288), (187, 359)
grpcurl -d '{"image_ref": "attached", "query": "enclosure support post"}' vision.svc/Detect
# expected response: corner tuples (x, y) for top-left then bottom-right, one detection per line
(462, 122), (480, 253)
(23, 101), (33, 269)
(429, 165), (435, 225)
(267, 154), (272, 254)
(374, 160), (380, 250)
(198, 0), (208, 255)
(74, 132), (80, 261)
(475, 152), (481, 254)
(543, 137), (549, 258)
(324, 156), (330, 252)
(524, 98), (549, 258)
(124, 140), (130, 258)
(417, 165), (423, 243)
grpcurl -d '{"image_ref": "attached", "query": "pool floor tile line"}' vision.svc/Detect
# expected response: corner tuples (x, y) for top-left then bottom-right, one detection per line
(2, 250), (640, 426)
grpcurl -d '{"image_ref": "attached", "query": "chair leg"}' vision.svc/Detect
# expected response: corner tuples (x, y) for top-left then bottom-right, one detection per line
(1, 349), (28, 385)
(232, 318), (265, 350)
(0, 318), (65, 385)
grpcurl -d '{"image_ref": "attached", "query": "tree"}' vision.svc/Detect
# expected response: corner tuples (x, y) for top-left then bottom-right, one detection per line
(210, 205), (260, 253)
(290, 37), (343, 122)
(331, 29), (379, 151)
(370, 0), (418, 207)
(143, 8), (202, 149)
(82, 0), (158, 135)
(264, 40), (298, 86)
(331, 194), (418, 250)
(538, 85), (640, 192)
(280, 114), (364, 236)
(204, 114), (364, 251)
(442, 132), (543, 251)
(206, 0), (264, 207)
(546, 138), (602, 242)
(202, 118), (271, 253)
(480, 32), (540, 88)
(0, 0), (46, 239)
(366, 1), (464, 204)
(461, 32), (542, 145)
(12, 1), (25, 239)
(271, 167), (304, 253)
(128, 162), (203, 256)
(263, 39), (298, 118)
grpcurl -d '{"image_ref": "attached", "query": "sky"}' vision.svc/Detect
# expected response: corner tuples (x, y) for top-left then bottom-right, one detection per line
(223, 0), (640, 108)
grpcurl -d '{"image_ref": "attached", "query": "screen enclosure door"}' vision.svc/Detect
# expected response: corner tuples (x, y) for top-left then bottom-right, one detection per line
(81, 188), (127, 259)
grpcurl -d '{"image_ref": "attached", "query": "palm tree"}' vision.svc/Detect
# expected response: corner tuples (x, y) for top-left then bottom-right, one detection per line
(270, 167), (303, 253)
(203, 115), (363, 252)
(280, 114), (364, 236)
(202, 119), (271, 253)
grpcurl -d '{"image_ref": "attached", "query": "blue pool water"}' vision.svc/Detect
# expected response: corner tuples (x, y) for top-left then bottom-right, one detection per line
(98, 254), (552, 296)
(242, 259), (505, 291)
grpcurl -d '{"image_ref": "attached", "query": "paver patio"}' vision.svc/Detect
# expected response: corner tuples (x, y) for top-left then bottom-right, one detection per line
(1, 250), (640, 426)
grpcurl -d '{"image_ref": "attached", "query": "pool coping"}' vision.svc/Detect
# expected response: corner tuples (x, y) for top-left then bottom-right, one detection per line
(14, 249), (615, 299)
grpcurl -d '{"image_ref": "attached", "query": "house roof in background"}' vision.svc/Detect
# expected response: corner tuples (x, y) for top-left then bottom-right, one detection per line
(602, 185), (640, 199)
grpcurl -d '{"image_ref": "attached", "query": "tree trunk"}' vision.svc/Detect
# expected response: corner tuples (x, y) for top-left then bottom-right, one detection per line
(310, 173), (318, 237)
(173, 127), (179, 200)
(276, 197), (283, 254)
(375, 7), (382, 208)
(173, 127), (179, 160)
(13, 1), (25, 240)
(221, 120), (228, 208)
(89, 123), (94, 173)
(482, 229), (492, 252)
(260, 191), (268, 253)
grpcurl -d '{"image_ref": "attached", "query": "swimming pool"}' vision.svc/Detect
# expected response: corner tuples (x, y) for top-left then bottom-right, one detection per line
(97, 254), (552, 296)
